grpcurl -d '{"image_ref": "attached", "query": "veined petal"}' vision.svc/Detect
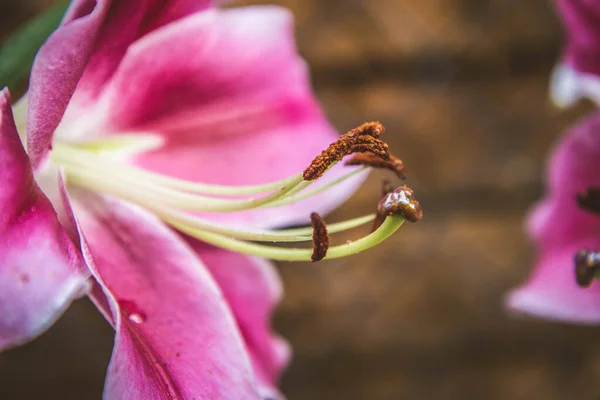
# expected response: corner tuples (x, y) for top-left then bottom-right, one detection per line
(69, 192), (262, 400)
(64, 0), (214, 113)
(0, 89), (88, 349)
(61, 6), (366, 228)
(185, 240), (290, 399)
(507, 112), (600, 323)
(29, 0), (214, 169)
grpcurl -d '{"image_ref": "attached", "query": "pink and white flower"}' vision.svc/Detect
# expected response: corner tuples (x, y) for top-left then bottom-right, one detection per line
(507, 113), (600, 324)
(508, 0), (600, 324)
(0, 1), (412, 398)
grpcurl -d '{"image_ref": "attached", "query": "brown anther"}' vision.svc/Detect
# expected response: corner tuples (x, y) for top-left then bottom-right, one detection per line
(346, 121), (385, 138)
(310, 212), (330, 262)
(345, 152), (406, 180)
(372, 180), (395, 231)
(303, 122), (390, 181)
(377, 185), (423, 223)
(576, 187), (600, 215)
(575, 248), (600, 288)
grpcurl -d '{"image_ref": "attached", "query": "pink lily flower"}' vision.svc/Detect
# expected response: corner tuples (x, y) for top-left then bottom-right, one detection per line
(507, 113), (600, 323)
(550, 0), (600, 107)
(1, 1), (416, 398)
(507, 0), (600, 324)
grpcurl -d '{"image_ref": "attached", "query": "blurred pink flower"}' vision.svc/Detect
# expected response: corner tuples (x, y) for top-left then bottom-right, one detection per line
(507, 113), (600, 324)
(508, 0), (600, 324)
(0, 1), (403, 398)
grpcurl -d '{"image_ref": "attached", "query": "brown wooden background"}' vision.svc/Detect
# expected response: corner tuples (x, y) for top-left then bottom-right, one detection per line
(2, 1), (600, 399)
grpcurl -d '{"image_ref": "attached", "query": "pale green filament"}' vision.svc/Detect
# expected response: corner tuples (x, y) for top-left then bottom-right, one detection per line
(53, 142), (307, 196)
(171, 216), (404, 261)
(150, 205), (376, 243)
(276, 213), (375, 235)
(260, 167), (367, 208)
(65, 166), (305, 212)
(56, 150), (366, 214)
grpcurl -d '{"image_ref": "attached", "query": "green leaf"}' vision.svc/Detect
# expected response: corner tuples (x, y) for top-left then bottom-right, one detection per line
(0, 2), (69, 90)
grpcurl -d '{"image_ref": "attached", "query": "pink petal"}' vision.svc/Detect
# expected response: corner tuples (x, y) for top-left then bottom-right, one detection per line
(0, 89), (88, 349)
(507, 237), (600, 324)
(555, 0), (600, 77)
(61, 6), (366, 228)
(27, 0), (112, 169)
(185, 240), (291, 399)
(69, 191), (263, 399)
(65, 0), (214, 112)
(507, 112), (600, 323)
(29, 0), (213, 169)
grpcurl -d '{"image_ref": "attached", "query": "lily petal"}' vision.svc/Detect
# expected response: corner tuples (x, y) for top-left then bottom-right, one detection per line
(27, 0), (112, 169)
(507, 234), (600, 324)
(60, 6), (366, 228)
(185, 240), (291, 399)
(507, 112), (600, 323)
(0, 89), (88, 349)
(69, 191), (262, 399)
(28, 0), (214, 169)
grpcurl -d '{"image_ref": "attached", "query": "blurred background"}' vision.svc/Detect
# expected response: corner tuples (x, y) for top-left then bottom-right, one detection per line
(1, 0), (599, 399)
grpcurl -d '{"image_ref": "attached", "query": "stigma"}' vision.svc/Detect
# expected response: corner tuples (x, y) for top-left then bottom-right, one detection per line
(50, 122), (421, 262)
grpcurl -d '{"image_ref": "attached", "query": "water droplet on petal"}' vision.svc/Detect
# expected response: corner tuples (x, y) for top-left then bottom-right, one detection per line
(128, 313), (146, 324)
(119, 299), (147, 324)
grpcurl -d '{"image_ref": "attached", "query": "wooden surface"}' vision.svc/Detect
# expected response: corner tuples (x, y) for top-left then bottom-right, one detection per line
(2, 1), (600, 399)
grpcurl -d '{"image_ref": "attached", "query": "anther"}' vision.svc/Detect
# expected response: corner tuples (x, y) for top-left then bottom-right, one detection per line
(377, 185), (423, 223)
(346, 121), (385, 138)
(345, 152), (406, 180)
(576, 187), (600, 215)
(575, 249), (600, 288)
(310, 212), (330, 262)
(303, 122), (390, 181)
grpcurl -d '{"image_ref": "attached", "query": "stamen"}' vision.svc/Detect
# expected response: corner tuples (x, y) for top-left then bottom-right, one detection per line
(303, 122), (390, 181)
(575, 249), (600, 288)
(347, 121), (386, 138)
(64, 166), (306, 212)
(377, 185), (423, 222)
(260, 167), (367, 208)
(310, 213), (330, 262)
(345, 152), (406, 180)
(170, 215), (405, 262)
(278, 214), (375, 235)
(576, 187), (600, 215)
(53, 142), (306, 196)
(166, 186), (415, 261)
(50, 120), (417, 261)
(157, 207), (375, 243)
